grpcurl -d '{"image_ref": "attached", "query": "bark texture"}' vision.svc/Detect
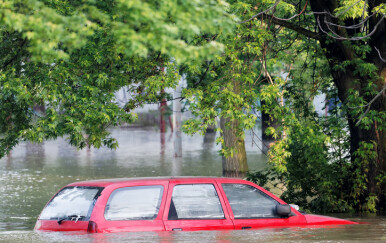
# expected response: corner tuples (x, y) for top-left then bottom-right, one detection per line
(309, 0), (386, 209)
(220, 116), (248, 178)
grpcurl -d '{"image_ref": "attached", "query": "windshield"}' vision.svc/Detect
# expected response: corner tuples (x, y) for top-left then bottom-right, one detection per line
(39, 186), (103, 220)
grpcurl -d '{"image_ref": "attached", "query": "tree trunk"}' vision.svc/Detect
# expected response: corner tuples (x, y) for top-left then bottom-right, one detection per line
(347, 110), (386, 208)
(220, 116), (248, 178)
(261, 100), (279, 153)
(203, 123), (216, 144)
(160, 89), (166, 155)
(173, 80), (182, 158)
(309, 0), (386, 210)
(324, 41), (385, 211)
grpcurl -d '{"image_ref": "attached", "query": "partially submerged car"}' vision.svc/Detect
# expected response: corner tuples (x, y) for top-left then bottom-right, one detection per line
(35, 177), (357, 233)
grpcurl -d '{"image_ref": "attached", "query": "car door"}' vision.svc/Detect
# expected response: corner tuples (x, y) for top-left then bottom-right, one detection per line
(163, 179), (234, 231)
(91, 181), (169, 233)
(218, 182), (307, 230)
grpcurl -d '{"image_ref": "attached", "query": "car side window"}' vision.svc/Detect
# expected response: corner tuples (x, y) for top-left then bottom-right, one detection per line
(222, 184), (279, 219)
(168, 184), (224, 220)
(105, 185), (163, 220)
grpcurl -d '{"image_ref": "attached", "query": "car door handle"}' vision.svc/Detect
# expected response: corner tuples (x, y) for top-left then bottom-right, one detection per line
(172, 228), (183, 231)
(242, 226), (252, 230)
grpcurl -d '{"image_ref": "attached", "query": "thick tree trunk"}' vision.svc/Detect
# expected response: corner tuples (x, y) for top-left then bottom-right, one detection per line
(220, 117), (248, 178)
(309, 0), (386, 210)
(347, 109), (386, 208)
(327, 66), (386, 209)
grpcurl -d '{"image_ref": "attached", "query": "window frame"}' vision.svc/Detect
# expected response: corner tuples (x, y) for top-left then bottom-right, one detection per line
(39, 186), (104, 221)
(168, 183), (226, 220)
(221, 183), (281, 219)
(104, 185), (164, 221)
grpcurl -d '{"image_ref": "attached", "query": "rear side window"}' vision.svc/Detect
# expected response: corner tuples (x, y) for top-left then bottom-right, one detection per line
(105, 185), (163, 220)
(222, 184), (278, 219)
(168, 184), (224, 220)
(39, 186), (102, 220)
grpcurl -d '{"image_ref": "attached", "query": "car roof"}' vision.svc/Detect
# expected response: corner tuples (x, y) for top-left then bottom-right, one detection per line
(66, 176), (248, 187)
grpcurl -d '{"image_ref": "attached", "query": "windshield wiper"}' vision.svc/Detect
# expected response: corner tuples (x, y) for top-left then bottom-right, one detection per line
(57, 215), (86, 225)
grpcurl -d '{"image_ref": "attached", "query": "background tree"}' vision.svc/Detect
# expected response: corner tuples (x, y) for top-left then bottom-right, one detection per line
(1, 0), (384, 212)
(245, 0), (385, 212)
(0, 0), (234, 157)
(183, 0), (275, 177)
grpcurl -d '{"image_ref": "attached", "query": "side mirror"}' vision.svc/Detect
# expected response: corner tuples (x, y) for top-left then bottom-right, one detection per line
(276, 204), (291, 217)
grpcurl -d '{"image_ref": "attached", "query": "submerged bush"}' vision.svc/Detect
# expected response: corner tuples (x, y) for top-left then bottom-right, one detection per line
(248, 100), (383, 213)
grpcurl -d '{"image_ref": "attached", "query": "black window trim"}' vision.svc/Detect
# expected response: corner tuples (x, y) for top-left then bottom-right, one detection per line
(221, 183), (284, 220)
(104, 185), (164, 221)
(167, 183), (226, 220)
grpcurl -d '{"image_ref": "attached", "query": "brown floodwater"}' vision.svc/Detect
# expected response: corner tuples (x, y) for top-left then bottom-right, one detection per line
(0, 127), (384, 242)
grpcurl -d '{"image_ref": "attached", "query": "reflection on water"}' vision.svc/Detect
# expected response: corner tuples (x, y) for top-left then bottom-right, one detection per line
(25, 142), (45, 170)
(0, 218), (385, 242)
(0, 127), (385, 242)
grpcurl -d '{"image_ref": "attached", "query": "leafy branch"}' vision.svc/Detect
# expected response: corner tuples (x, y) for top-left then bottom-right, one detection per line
(349, 84), (386, 126)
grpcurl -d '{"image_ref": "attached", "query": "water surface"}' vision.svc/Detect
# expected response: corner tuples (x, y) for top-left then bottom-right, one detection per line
(0, 128), (384, 242)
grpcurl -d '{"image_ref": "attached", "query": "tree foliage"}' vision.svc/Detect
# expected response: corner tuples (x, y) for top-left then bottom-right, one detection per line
(245, 0), (385, 212)
(1, 0), (385, 213)
(184, 0), (384, 212)
(0, 0), (234, 156)
(182, 0), (275, 176)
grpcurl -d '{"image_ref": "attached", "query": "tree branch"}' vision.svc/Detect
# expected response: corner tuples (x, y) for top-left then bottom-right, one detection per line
(193, 60), (213, 87)
(352, 84), (386, 126)
(263, 13), (323, 41)
(375, 47), (386, 62)
(317, 14), (385, 41)
(238, 0), (281, 24)
(2, 38), (27, 70)
(271, 0), (309, 21)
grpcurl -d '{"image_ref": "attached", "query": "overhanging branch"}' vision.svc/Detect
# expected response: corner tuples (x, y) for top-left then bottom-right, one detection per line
(349, 84), (386, 126)
(263, 13), (323, 41)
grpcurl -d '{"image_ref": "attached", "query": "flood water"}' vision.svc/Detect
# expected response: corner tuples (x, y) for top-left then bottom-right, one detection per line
(0, 127), (385, 242)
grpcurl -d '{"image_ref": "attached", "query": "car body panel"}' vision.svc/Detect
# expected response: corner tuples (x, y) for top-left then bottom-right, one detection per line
(304, 214), (358, 225)
(35, 177), (357, 233)
(215, 179), (307, 229)
(89, 180), (169, 233)
(162, 178), (234, 231)
(35, 220), (89, 232)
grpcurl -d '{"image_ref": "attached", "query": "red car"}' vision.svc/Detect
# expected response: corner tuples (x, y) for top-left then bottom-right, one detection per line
(35, 177), (356, 233)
